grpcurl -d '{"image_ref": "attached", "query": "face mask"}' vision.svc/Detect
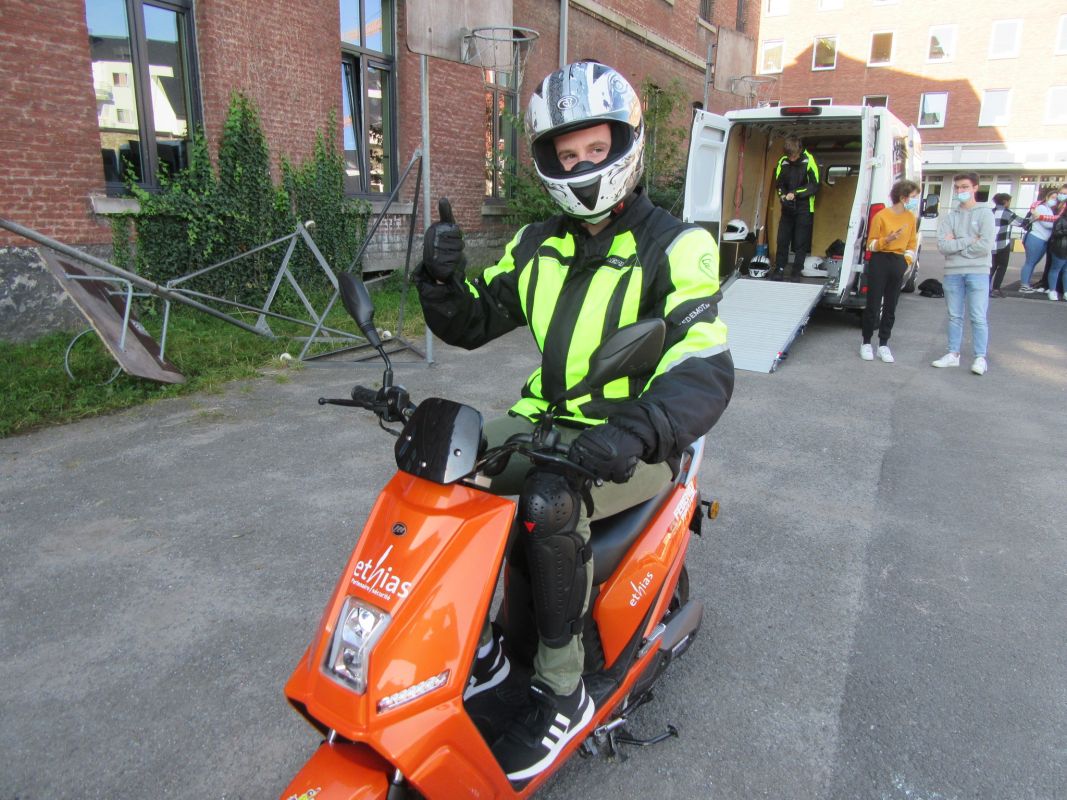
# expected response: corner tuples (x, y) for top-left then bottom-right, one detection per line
(955, 191), (972, 203)
(1050, 198), (1060, 207)
(1059, 193), (1067, 201)
(905, 198), (920, 212)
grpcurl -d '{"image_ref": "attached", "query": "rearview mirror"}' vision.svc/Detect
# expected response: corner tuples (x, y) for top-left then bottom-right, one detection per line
(338, 272), (382, 348)
(560, 319), (666, 403)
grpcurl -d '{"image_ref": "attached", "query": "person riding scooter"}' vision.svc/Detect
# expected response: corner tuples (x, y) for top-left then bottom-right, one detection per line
(414, 60), (735, 781)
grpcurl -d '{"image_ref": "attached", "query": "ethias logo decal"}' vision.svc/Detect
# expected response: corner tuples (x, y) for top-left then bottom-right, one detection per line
(352, 545), (413, 601)
(629, 571), (655, 607)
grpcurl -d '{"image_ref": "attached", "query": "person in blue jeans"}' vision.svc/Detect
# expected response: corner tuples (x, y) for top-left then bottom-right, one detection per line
(1018, 187), (1063, 293)
(933, 172), (995, 375)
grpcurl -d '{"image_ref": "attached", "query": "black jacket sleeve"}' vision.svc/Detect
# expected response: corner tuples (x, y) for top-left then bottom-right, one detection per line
(414, 228), (531, 349)
(607, 224), (734, 463)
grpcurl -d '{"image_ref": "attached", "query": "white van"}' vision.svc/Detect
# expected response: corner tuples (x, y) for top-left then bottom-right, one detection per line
(684, 104), (923, 310)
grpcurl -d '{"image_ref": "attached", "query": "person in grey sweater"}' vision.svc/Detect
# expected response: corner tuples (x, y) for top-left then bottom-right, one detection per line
(933, 172), (996, 375)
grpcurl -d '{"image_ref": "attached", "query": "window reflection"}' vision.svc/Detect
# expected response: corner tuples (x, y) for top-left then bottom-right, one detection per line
(88, 0), (141, 182)
(85, 0), (196, 186)
(340, 0), (361, 47)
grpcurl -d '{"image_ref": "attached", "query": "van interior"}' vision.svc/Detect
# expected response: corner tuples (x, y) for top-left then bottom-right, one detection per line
(717, 117), (867, 282)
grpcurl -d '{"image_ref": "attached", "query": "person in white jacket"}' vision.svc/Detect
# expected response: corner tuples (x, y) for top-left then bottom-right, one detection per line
(933, 172), (996, 375)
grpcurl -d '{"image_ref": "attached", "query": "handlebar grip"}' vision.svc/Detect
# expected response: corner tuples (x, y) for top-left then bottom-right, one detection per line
(350, 385), (380, 409)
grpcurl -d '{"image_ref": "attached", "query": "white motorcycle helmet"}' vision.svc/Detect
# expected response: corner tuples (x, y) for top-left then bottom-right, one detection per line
(722, 219), (749, 242)
(747, 255), (771, 279)
(525, 62), (645, 223)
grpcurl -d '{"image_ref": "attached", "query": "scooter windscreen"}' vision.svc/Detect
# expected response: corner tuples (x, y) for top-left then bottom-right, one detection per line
(394, 397), (483, 483)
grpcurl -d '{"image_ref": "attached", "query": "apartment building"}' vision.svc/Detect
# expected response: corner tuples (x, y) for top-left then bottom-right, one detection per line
(753, 0), (1067, 221)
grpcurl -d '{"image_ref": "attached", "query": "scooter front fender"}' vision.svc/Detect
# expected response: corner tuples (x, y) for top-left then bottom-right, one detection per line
(279, 740), (391, 800)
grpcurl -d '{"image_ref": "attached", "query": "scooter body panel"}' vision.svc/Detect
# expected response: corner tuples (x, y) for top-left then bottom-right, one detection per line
(285, 471), (518, 794)
(595, 482), (699, 666)
(279, 741), (391, 800)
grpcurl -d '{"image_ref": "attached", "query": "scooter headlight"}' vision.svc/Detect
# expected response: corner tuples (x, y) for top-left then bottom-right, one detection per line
(326, 598), (390, 693)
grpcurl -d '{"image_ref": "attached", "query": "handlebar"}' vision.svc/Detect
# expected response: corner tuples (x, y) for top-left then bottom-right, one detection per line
(318, 384), (414, 423)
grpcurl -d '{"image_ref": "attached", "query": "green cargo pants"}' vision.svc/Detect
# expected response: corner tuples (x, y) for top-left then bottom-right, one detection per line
(482, 414), (672, 695)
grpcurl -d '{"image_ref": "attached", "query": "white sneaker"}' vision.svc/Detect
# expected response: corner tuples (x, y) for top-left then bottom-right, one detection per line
(860, 343), (874, 361)
(971, 356), (988, 375)
(1049, 291), (1060, 301)
(877, 345), (895, 363)
(931, 352), (960, 368)
(1019, 285), (1037, 294)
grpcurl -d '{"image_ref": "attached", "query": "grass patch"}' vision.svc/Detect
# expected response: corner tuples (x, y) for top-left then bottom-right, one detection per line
(0, 277), (425, 438)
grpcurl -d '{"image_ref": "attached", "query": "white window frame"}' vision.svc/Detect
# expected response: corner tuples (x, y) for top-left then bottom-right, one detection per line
(1056, 15), (1067, 54)
(812, 36), (837, 70)
(1047, 87), (1067, 125)
(760, 39), (785, 74)
(809, 97), (832, 106)
(863, 95), (889, 108)
(868, 31), (895, 66)
(988, 19), (1022, 59)
(918, 92), (948, 128)
(927, 25), (957, 63)
(766, 0), (789, 16)
(979, 89), (1011, 127)
(817, 0), (843, 9)
(758, 100), (781, 108)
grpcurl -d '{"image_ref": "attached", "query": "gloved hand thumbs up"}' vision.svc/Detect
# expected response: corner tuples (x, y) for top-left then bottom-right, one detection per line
(423, 197), (465, 282)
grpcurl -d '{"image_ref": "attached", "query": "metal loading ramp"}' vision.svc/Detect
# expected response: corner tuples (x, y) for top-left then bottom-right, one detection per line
(719, 278), (826, 373)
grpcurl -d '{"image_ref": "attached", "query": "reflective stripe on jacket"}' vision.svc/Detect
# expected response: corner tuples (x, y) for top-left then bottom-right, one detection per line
(775, 150), (821, 213)
(415, 191), (734, 463)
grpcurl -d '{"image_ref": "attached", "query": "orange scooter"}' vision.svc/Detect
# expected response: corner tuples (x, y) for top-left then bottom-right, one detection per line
(280, 274), (716, 800)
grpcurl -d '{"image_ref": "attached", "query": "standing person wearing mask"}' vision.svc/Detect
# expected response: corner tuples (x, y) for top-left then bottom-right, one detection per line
(1018, 187), (1064, 294)
(860, 179), (920, 363)
(989, 193), (1023, 298)
(772, 135), (820, 280)
(1035, 183), (1067, 292)
(933, 173), (995, 375)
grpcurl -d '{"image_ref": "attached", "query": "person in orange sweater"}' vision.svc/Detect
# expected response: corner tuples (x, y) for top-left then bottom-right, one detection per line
(860, 179), (921, 362)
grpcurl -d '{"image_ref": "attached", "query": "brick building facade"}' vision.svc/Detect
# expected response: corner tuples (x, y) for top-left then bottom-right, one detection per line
(0, 0), (765, 340)
(753, 0), (1067, 224)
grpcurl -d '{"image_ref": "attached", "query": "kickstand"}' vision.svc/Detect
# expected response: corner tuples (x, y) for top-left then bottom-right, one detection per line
(579, 691), (679, 762)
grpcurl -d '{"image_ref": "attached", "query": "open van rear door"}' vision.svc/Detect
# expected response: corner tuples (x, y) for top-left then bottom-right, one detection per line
(683, 111), (730, 227)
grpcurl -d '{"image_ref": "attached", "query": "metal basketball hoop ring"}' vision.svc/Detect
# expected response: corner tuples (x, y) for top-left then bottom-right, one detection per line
(730, 74), (778, 107)
(461, 26), (540, 85)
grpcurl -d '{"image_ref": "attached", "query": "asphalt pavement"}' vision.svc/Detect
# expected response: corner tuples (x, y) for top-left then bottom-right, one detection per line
(1, 242), (1065, 799)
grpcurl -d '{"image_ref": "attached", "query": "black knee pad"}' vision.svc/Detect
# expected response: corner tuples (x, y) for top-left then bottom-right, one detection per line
(519, 470), (590, 649)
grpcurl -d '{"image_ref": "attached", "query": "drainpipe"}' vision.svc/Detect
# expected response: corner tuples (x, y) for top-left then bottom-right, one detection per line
(559, 0), (568, 68)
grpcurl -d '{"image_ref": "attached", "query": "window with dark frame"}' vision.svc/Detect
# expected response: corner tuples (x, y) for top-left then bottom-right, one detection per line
(340, 0), (397, 196)
(85, 0), (200, 190)
(484, 68), (517, 201)
(700, 0), (715, 22)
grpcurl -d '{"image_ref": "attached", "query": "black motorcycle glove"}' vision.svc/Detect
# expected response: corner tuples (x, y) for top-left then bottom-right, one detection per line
(569, 423), (646, 484)
(422, 197), (466, 283)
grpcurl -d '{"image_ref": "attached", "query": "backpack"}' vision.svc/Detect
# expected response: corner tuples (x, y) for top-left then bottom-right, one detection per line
(918, 278), (944, 298)
(1051, 215), (1067, 259)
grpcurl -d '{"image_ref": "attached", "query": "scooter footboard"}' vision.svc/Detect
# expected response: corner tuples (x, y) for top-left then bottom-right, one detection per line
(279, 741), (391, 800)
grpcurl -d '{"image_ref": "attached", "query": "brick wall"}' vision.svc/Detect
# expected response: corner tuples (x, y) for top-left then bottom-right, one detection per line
(0, 1), (110, 247)
(1, 0), (755, 335)
(756, 0), (1067, 144)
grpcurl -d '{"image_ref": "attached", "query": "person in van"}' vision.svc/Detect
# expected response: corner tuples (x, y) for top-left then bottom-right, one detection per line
(1018, 187), (1064, 294)
(989, 193), (1024, 298)
(772, 135), (820, 280)
(933, 172), (995, 375)
(860, 179), (920, 363)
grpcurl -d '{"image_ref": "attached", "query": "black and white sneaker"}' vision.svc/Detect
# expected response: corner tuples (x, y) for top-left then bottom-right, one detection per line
(463, 631), (511, 700)
(492, 679), (595, 782)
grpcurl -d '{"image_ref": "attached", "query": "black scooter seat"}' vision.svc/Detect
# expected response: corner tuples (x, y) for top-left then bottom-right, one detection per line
(589, 484), (675, 585)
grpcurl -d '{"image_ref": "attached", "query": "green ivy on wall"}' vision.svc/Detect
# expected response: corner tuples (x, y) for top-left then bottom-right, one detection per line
(113, 93), (370, 304)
